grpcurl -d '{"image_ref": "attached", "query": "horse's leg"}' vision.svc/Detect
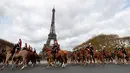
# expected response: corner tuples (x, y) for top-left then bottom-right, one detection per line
(97, 58), (100, 65)
(64, 55), (68, 67)
(84, 56), (88, 66)
(115, 56), (118, 64)
(116, 56), (119, 64)
(30, 56), (35, 67)
(33, 55), (36, 66)
(31, 60), (34, 67)
(83, 57), (86, 66)
(81, 56), (84, 65)
(62, 57), (65, 68)
(1, 53), (11, 70)
(123, 56), (125, 64)
(20, 61), (25, 70)
(20, 57), (27, 70)
(51, 57), (57, 68)
(46, 57), (51, 68)
(15, 59), (20, 67)
(124, 56), (128, 64)
(92, 55), (95, 65)
(11, 60), (15, 70)
(86, 57), (89, 65)
(103, 57), (106, 66)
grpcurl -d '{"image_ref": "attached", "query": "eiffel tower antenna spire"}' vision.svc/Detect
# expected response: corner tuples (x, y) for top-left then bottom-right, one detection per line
(44, 8), (57, 47)
(50, 7), (55, 33)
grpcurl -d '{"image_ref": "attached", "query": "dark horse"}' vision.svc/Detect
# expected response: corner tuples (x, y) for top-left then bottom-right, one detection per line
(0, 45), (6, 65)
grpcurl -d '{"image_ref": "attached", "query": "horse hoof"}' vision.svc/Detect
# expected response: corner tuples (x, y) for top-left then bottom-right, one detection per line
(55, 66), (57, 68)
(20, 67), (24, 70)
(62, 65), (65, 68)
(31, 65), (34, 67)
(0, 68), (3, 71)
(102, 64), (105, 66)
(46, 67), (49, 69)
(84, 64), (87, 66)
(0, 67), (4, 70)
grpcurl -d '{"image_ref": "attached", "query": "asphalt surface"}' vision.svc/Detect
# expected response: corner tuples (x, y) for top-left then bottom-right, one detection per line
(0, 62), (130, 73)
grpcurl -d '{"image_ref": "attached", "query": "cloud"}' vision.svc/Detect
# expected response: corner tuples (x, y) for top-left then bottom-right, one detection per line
(0, 0), (130, 53)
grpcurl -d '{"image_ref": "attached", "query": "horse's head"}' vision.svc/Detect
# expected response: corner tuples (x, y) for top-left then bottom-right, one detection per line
(42, 45), (51, 53)
(42, 46), (46, 53)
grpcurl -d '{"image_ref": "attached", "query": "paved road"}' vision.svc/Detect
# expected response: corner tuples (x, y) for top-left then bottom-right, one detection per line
(0, 62), (130, 73)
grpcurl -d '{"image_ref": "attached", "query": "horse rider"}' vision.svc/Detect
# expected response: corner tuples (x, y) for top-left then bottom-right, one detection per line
(33, 48), (36, 53)
(28, 45), (31, 51)
(11, 39), (22, 59)
(52, 40), (59, 61)
(18, 39), (22, 49)
(23, 43), (28, 50)
(120, 44), (127, 57)
(102, 46), (107, 58)
(115, 45), (118, 50)
(30, 47), (33, 52)
(87, 43), (95, 62)
(114, 45), (121, 51)
(15, 39), (22, 51)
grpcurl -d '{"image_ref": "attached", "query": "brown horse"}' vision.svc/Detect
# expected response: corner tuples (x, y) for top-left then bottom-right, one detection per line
(11, 50), (29, 70)
(26, 50), (37, 67)
(1, 45), (38, 70)
(94, 50), (105, 65)
(36, 54), (42, 64)
(84, 49), (92, 65)
(114, 49), (127, 64)
(100, 50), (113, 64)
(34, 51), (41, 64)
(76, 51), (81, 63)
(43, 45), (57, 68)
(55, 49), (68, 68)
(70, 51), (77, 64)
(11, 48), (39, 70)
(0, 47), (6, 65)
(78, 49), (86, 65)
(0, 46), (13, 70)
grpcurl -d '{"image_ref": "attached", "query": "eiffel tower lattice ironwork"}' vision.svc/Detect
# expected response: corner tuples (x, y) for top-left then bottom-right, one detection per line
(45, 8), (57, 47)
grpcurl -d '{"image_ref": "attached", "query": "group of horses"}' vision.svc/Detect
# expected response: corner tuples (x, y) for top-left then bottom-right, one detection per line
(0, 45), (40, 70)
(1, 44), (130, 70)
(41, 44), (130, 69)
(0, 44), (69, 70)
(69, 46), (130, 66)
(42, 45), (68, 68)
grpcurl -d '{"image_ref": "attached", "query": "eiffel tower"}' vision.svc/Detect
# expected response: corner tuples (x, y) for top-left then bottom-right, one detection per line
(44, 8), (57, 48)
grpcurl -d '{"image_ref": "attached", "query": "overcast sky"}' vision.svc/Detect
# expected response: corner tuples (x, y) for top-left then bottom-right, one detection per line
(0, 0), (130, 53)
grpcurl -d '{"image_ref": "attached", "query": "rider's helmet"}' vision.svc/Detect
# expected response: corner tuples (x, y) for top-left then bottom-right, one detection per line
(103, 46), (106, 48)
(89, 43), (91, 46)
(19, 39), (21, 41)
(96, 50), (98, 52)
(25, 43), (27, 45)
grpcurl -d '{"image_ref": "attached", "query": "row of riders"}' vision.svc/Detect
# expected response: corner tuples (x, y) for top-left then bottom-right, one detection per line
(70, 43), (130, 66)
(0, 39), (69, 70)
(1, 39), (130, 70)
(0, 39), (40, 70)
